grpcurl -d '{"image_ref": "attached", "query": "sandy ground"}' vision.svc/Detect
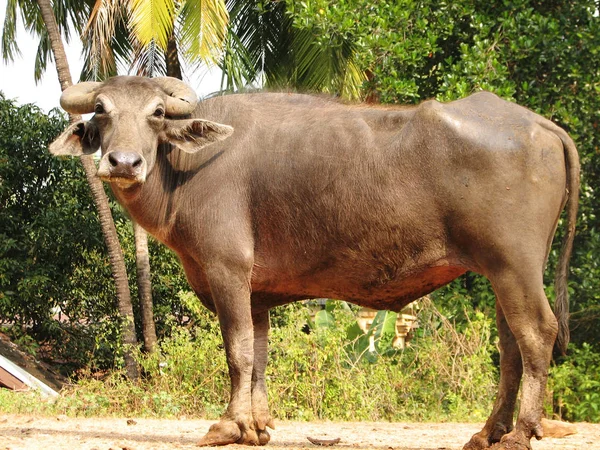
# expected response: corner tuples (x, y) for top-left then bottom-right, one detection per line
(1, 415), (599, 450)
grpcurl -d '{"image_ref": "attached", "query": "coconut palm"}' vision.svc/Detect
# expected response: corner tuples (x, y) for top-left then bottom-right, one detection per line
(79, 0), (365, 98)
(220, 0), (366, 99)
(134, 221), (157, 353)
(80, 0), (230, 355)
(80, 0), (228, 79)
(2, 0), (90, 82)
(2, 0), (140, 379)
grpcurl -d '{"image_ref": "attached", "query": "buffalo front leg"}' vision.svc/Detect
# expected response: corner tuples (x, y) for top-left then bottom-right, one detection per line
(463, 302), (523, 449)
(198, 263), (259, 446)
(252, 309), (275, 445)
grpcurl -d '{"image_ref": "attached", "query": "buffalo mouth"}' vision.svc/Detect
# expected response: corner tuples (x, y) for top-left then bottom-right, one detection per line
(98, 173), (145, 187)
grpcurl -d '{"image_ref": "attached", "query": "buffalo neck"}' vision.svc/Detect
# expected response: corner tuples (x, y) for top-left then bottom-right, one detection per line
(109, 143), (225, 245)
(109, 154), (186, 243)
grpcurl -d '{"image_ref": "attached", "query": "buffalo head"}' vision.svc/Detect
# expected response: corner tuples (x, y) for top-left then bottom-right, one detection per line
(49, 76), (233, 187)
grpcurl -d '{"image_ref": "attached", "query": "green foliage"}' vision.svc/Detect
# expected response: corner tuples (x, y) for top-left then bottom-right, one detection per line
(289, 0), (600, 353)
(1, 0), (92, 82)
(0, 94), (115, 370)
(114, 221), (191, 340)
(0, 300), (497, 422)
(549, 343), (600, 422)
(0, 95), (200, 373)
(219, 0), (365, 98)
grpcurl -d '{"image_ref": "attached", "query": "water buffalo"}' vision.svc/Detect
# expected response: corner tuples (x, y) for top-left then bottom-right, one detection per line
(49, 76), (579, 450)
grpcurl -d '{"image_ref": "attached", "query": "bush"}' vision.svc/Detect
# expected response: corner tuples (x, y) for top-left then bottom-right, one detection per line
(549, 343), (600, 422)
(0, 95), (202, 373)
(287, 0), (600, 359)
(0, 299), (497, 422)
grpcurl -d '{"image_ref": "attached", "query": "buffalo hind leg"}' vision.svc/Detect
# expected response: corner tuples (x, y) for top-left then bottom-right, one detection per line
(464, 267), (557, 450)
(463, 302), (523, 449)
(252, 309), (275, 445)
(198, 262), (259, 446)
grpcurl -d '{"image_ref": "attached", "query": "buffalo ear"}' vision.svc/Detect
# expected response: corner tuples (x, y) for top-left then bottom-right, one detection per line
(162, 119), (234, 153)
(49, 121), (100, 156)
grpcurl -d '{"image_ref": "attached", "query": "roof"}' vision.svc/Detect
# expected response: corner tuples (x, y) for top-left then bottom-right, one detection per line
(0, 354), (58, 396)
(0, 331), (63, 397)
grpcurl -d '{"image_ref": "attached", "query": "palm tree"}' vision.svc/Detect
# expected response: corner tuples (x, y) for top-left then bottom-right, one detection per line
(79, 0), (365, 98)
(2, 0), (90, 83)
(134, 221), (157, 353)
(219, 0), (366, 99)
(80, 0), (230, 354)
(3, 0), (140, 379)
(81, 0), (229, 79)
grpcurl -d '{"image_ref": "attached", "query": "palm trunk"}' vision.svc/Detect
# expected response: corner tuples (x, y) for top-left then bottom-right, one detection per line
(36, 0), (139, 379)
(165, 32), (183, 79)
(129, 29), (182, 354)
(133, 222), (158, 353)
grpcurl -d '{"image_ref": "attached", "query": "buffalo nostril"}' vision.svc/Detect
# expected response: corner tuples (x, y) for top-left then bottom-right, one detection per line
(108, 153), (119, 167)
(107, 151), (143, 170)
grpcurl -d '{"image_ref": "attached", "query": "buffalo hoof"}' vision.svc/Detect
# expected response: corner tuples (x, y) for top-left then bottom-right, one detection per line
(198, 420), (242, 446)
(257, 428), (271, 446)
(463, 433), (492, 450)
(253, 409), (275, 445)
(463, 423), (513, 449)
(254, 412), (275, 434)
(198, 418), (272, 446)
(489, 433), (532, 450)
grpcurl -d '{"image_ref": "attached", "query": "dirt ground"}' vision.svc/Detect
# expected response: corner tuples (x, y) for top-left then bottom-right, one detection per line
(1, 415), (599, 450)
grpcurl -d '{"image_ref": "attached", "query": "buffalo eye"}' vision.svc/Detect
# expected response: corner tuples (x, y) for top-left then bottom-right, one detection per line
(94, 104), (105, 114)
(153, 107), (165, 118)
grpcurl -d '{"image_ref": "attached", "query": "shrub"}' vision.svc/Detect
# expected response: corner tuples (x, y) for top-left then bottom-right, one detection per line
(549, 343), (600, 422)
(0, 298), (497, 422)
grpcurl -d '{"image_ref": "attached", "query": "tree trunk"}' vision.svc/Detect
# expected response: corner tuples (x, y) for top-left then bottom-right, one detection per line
(165, 32), (183, 79)
(133, 222), (158, 353)
(36, 0), (139, 379)
(129, 28), (183, 354)
(127, 28), (183, 357)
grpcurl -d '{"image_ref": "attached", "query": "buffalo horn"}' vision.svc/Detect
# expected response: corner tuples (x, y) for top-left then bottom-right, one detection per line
(153, 77), (198, 116)
(60, 82), (102, 115)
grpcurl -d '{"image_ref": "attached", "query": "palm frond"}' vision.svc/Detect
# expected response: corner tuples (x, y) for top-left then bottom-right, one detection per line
(53, 0), (93, 38)
(129, 37), (166, 77)
(111, 16), (137, 73)
(219, 0), (365, 98)
(289, 28), (366, 99)
(2, 0), (21, 62)
(128, 0), (175, 50)
(81, 0), (138, 81)
(219, 26), (256, 91)
(178, 0), (228, 66)
(34, 27), (51, 83)
(219, 0), (290, 90)
(82, 0), (121, 79)
(3, 0), (91, 79)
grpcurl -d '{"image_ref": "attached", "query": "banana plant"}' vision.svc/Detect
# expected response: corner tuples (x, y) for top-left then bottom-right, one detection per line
(310, 300), (400, 364)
